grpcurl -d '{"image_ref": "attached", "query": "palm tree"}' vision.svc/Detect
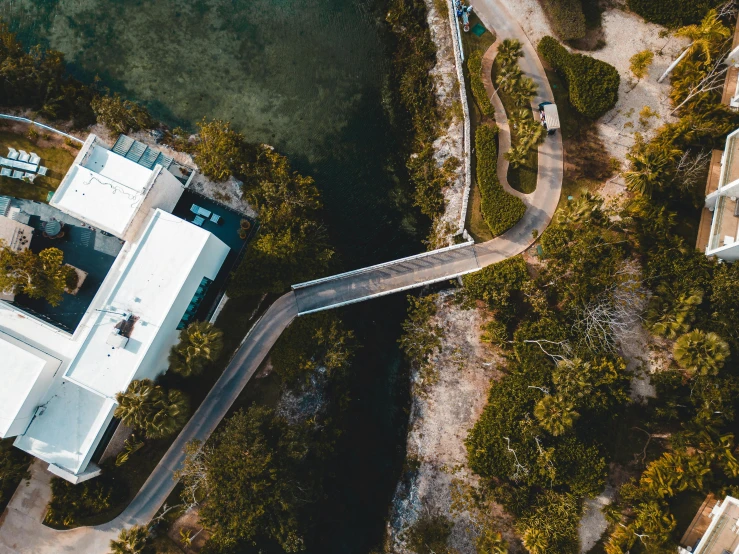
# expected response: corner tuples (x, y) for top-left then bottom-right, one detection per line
(497, 38), (524, 68)
(169, 321), (224, 377)
(623, 145), (680, 197)
(658, 10), (731, 82)
(521, 527), (548, 554)
(673, 329), (730, 376)
(648, 286), (703, 339)
(534, 395), (578, 436)
(495, 64), (523, 96)
(114, 379), (160, 430)
(109, 524), (151, 554)
(146, 389), (190, 439)
(510, 76), (538, 108)
(115, 380), (190, 439)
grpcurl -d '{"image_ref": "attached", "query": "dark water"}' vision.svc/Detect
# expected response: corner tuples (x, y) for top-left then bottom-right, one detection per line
(3, 1), (421, 551)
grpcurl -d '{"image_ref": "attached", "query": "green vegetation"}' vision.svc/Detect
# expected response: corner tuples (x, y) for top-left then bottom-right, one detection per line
(0, 21), (94, 126)
(628, 0), (723, 28)
(114, 380), (190, 440)
(0, 439), (30, 512)
(91, 94), (154, 135)
(403, 514), (454, 554)
(630, 50), (655, 80)
(399, 295), (443, 390)
(540, 0), (587, 41)
(271, 312), (356, 388)
(491, 39), (541, 194)
(475, 124), (526, 236)
(109, 525), (153, 554)
(169, 321), (224, 378)
(538, 36), (620, 119)
(467, 50), (495, 118)
(0, 245), (76, 307)
(387, 0), (449, 224)
(45, 475), (124, 528)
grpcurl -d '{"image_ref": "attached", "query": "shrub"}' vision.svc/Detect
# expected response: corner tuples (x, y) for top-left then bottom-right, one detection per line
(475, 124), (526, 236)
(467, 50), (495, 118)
(628, 0), (723, 28)
(45, 476), (123, 527)
(537, 36), (619, 119)
(541, 0), (587, 41)
(91, 93), (153, 134)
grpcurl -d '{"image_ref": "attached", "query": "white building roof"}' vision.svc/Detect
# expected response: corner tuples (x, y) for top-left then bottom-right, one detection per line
(51, 139), (156, 238)
(14, 381), (117, 475)
(64, 209), (229, 398)
(0, 332), (62, 437)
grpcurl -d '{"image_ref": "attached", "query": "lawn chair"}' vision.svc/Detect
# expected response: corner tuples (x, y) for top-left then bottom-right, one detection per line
(7, 148), (18, 160)
(29, 153), (40, 165)
(22, 173), (36, 183)
(37, 166), (48, 176)
(12, 170), (23, 179)
(18, 151), (29, 163)
(190, 204), (201, 214)
(210, 213), (221, 224)
(193, 215), (205, 226)
(0, 168), (11, 178)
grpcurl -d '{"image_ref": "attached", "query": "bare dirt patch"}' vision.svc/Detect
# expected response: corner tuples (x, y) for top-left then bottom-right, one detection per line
(387, 291), (516, 553)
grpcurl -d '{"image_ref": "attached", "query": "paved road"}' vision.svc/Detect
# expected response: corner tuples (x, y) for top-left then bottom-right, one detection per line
(0, 1), (562, 552)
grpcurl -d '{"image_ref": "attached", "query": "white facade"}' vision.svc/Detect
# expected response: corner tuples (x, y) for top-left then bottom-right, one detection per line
(704, 128), (739, 261)
(0, 136), (229, 483)
(680, 496), (739, 554)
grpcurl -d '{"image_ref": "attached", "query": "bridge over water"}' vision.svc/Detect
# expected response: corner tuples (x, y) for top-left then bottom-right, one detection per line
(0, 0), (563, 551)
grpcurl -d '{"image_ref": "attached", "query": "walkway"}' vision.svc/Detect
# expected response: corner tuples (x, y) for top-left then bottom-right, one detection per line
(0, 1), (562, 552)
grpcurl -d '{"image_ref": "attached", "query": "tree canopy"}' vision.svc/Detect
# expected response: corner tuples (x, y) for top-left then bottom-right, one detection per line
(0, 244), (75, 307)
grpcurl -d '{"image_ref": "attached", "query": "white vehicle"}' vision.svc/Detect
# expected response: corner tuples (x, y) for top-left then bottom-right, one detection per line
(538, 102), (560, 135)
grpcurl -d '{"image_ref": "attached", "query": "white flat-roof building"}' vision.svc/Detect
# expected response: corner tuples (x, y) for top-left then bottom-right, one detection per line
(679, 495), (739, 554)
(702, 128), (739, 261)
(0, 135), (229, 483)
(51, 135), (184, 241)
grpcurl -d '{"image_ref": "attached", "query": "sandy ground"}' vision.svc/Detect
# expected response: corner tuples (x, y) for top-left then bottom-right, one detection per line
(498, 0), (689, 162)
(387, 292), (513, 553)
(425, 0), (467, 247)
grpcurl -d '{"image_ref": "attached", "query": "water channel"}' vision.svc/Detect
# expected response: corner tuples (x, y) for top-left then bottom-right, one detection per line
(2, 0), (425, 551)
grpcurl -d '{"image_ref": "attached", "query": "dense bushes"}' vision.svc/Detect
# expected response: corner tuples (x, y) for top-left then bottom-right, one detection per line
(387, 0), (447, 222)
(628, 0), (723, 28)
(541, 0), (587, 41)
(0, 439), (29, 511)
(537, 36), (620, 119)
(467, 50), (495, 119)
(90, 94), (153, 135)
(475, 124), (526, 236)
(45, 476), (124, 527)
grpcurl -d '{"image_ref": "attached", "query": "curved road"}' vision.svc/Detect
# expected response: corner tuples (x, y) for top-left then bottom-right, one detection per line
(0, 1), (561, 552)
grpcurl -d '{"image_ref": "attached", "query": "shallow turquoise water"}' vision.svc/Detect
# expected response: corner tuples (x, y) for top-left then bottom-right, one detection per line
(3, 0), (425, 264)
(4, 1), (419, 551)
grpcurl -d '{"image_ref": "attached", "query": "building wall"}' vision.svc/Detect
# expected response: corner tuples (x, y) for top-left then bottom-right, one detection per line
(123, 166), (184, 242)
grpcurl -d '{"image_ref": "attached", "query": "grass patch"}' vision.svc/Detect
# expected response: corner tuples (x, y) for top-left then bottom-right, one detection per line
(491, 59), (539, 194)
(467, 174), (494, 242)
(0, 127), (75, 202)
(460, 14), (495, 56)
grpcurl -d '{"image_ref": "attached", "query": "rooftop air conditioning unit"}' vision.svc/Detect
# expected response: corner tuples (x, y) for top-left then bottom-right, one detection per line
(106, 328), (129, 349)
